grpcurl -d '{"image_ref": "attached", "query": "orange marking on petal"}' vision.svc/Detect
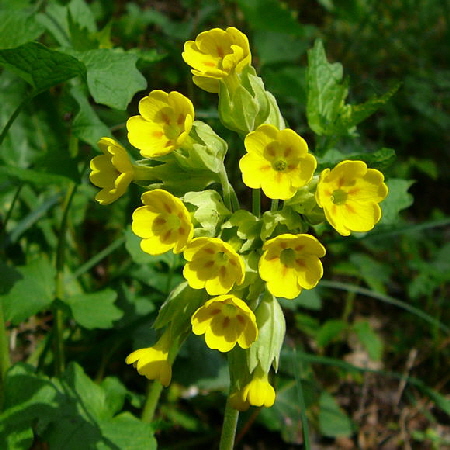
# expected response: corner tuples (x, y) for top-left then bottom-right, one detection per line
(222, 317), (230, 328)
(177, 114), (185, 125)
(294, 245), (304, 252)
(347, 188), (360, 196)
(178, 227), (185, 235)
(210, 308), (221, 316)
(204, 260), (214, 268)
(260, 165), (271, 172)
(220, 266), (226, 277)
(203, 61), (216, 67)
(204, 248), (215, 254)
(236, 315), (245, 324)
(295, 259), (305, 267)
(163, 230), (172, 241)
(163, 203), (172, 214)
(284, 147), (292, 158)
(346, 204), (356, 214)
(217, 47), (225, 58)
(160, 113), (170, 125)
(152, 130), (164, 138)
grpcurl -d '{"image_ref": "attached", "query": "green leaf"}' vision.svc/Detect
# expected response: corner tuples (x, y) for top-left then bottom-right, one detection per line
(68, 48), (146, 109)
(235, 0), (304, 34)
(319, 391), (354, 437)
(0, 9), (44, 49)
(70, 85), (112, 146)
(280, 288), (322, 311)
(0, 258), (55, 325)
(353, 320), (384, 361)
(349, 253), (392, 294)
(63, 289), (122, 329)
(306, 39), (348, 136)
(379, 179), (414, 225)
(316, 319), (347, 347)
(0, 364), (59, 450)
(0, 42), (86, 94)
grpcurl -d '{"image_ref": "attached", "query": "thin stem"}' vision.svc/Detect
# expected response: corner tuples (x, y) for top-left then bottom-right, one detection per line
(0, 95), (31, 147)
(0, 300), (10, 411)
(219, 397), (239, 450)
(252, 189), (261, 218)
(270, 199), (279, 212)
(291, 345), (311, 450)
(53, 170), (78, 376)
(141, 381), (164, 423)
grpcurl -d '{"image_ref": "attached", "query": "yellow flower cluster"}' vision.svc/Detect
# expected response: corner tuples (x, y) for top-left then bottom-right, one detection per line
(89, 26), (389, 412)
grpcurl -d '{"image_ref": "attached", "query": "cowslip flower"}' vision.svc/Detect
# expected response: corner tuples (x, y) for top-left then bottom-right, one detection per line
(183, 237), (245, 295)
(89, 137), (134, 205)
(182, 27), (251, 93)
(315, 160), (388, 236)
(239, 124), (317, 200)
(259, 234), (326, 299)
(127, 90), (194, 158)
(132, 189), (193, 255)
(229, 369), (276, 411)
(191, 294), (258, 352)
(125, 332), (172, 386)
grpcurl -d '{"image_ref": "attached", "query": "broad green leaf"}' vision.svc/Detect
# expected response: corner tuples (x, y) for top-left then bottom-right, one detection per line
(379, 179), (414, 225)
(69, 48), (146, 110)
(0, 42), (85, 94)
(235, 0), (304, 34)
(63, 289), (122, 329)
(1, 258), (55, 325)
(280, 288), (322, 311)
(349, 253), (392, 294)
(70, 85), (112, 146)
(316, 319), (347, 347)
(353, 320), (384, 361)
(0, 364), (59, 450)
(306, 39), (348, 136)
(0, 9), (44, 49)
(0, 262), (22, 295)
(319, 391), (354, 437)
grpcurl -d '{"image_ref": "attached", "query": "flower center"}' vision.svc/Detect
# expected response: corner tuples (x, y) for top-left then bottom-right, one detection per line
(222, 302), (238, 318)
(280, 247), (296, 267)
(331, 189), (348, 205)
(215, 251), (230, 265)
(166, 212), (181, 230)
(273, 159), (287, 172)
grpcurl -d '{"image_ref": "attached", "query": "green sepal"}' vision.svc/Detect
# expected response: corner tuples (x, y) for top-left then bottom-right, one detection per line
(153, 282), (208, 338)
(228, 347), (252, 392)
(261, 208), (308, 241)
(184, 190), (231, 237)
(218, 65), (284, 135)
(221, 209), (262, 252)
(247, 292), (286, 373)
(284, 176), (326, 225)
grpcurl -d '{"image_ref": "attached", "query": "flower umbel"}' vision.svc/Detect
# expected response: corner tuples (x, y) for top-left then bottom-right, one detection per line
(182, 27), (251, 93)
(229, 367), (276, 411)
(125, 331), (172, 386)
(132, 189), (193, 255)
(127, 90), (194, 158)
(259, 234), (326, 299)
(239, 124), (317, 200)
(89, 137), (134, 205)
(183, 237), (245, 295)
(315, 160), (388, 236)
(191, 294), (258, 352)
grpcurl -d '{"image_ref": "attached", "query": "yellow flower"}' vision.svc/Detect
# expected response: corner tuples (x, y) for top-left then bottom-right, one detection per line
(239, 124), (317, 200)
(191, 294), (258, 352)
(183, 237), (245, 295)
(315, 160), (388, 236)
(89, 137), (134, 205)
(259, 234), (326, 299)
(125, 332), (172, 386)
(127, 90), (194, 158)
(132, 189), (193, 255)
(182, 27), (251, 93)
(229, 370), (275, 410)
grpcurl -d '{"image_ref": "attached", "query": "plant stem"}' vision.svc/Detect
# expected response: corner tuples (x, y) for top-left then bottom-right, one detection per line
(219, 397), (239, 450)
(0, 300), (10, 411)
(0, 95), (31, 147)
(141, 381), (164, 423)
(270, 199), (279, 212)
(53, 171), (78, 376)
(252, 189), (261, 217)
